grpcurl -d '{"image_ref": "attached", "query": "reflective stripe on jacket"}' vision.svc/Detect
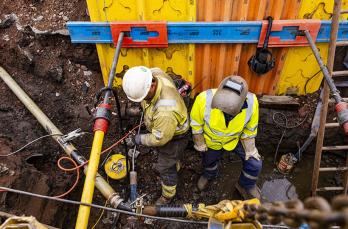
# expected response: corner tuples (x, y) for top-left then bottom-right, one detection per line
(190, 89), (259, 151)
(140, 68), (189, 147)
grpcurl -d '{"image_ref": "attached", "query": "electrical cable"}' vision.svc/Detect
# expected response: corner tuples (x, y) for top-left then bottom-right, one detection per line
(54, 124), (142, 198)
(91, 171), (111, 228)
(272, 112), (308, 129)
(272, 112), (308, 165)
(58, 124), (142, 172)
(274, 129), (286, 165)
(0, 134), (63, 157)
(1, 124), (141, 198)
(304, 69), (321, 94)
(91, 200), (107, 229)
(0, 186), (208, 225)
(132, 112), (143, 171)
(111, 89), (129, 184)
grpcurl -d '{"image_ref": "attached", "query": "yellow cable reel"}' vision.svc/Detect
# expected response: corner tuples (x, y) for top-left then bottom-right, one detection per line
(104, 154), (127, 180)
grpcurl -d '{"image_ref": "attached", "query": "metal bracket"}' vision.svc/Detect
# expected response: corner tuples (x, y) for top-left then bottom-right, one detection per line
(258, 19), (321, 47)
(129, 193), (146, 213)
(60, 128), (84, 143)
(110, 21), (168, 48)
(135, 195), (145, 215)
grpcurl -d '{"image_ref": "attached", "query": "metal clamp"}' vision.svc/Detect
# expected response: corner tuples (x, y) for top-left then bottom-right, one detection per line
(60, 128), (85, 144)
(129, 193), (146, 213)
(258, 19), (321, 47)
(135, 198), (144, 215)
(110, 21), (168, 48)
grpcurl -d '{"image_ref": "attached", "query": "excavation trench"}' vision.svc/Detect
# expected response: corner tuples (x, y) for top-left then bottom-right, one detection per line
(1, 0), (348, 227)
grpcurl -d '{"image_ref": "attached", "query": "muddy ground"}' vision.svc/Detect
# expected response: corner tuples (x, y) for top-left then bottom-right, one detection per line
(1, 1), (348, 228)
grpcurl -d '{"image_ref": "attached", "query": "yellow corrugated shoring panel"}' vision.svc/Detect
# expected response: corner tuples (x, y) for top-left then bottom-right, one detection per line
(277, 0), (348, 95)
(86, 0), (196, 87)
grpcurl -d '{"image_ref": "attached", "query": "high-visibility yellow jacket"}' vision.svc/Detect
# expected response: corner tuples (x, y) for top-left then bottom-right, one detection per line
(140, 68), (189, 147)
(190, 89), (259, 151)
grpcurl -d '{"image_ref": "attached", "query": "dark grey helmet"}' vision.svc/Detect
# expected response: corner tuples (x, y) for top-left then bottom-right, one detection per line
(211, 75), (248, 116)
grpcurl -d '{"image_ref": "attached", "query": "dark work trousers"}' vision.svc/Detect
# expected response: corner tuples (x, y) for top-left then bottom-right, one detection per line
(155, 132), (189, 187)
(202, 142), (262, 189)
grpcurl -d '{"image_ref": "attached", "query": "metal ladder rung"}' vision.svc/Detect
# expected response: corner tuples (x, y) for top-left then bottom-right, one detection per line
(317, 187), (344, 192)
(322, 145), (348, 151)
(336, 41), (348, 46)
(329, 98), (348, 103)
(332, 70), (348, 77)
(319, 167), (348, 172)
(325, 122), (339, 128)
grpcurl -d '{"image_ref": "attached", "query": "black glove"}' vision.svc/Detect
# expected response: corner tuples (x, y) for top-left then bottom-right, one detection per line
(125, 134), (141, 147)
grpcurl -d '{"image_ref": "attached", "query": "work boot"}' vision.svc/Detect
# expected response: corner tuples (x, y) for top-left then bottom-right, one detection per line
(197, 176), (209, 191)
(235, 183), (261, 200)
(155, 195), (173, 205)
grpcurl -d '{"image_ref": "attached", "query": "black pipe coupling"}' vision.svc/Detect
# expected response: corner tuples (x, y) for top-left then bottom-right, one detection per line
(93, 103), (112, 122)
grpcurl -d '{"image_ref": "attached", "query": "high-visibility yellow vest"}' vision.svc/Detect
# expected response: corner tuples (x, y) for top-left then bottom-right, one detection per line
(190, 89), (259, 151)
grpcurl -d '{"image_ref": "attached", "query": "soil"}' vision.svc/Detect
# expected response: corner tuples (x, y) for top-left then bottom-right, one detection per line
(1, 1), (348, 228)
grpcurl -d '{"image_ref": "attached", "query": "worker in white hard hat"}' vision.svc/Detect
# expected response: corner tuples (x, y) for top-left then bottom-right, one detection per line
(190, 75), (262, 199)
(122, 66), (189, 205)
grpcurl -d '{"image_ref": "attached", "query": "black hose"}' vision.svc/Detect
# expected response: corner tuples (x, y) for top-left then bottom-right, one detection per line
(112, 89), (130, 187)
(263, 16), (273, 49)
(156, 205), (188, 217)
(117, 202), (132, 212)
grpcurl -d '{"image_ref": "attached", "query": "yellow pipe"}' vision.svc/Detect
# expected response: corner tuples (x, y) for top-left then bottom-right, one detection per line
(75, 130), (105, 229)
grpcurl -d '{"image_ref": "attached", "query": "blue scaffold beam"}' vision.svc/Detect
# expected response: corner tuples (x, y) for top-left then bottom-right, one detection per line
(66, 20), (348, 44)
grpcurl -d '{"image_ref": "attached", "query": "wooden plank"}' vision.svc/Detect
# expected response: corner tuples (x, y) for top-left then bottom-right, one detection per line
(259, 95), (300, 108)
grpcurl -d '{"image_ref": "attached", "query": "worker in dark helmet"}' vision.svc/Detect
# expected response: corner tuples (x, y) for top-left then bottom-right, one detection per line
(122, 66), (189, 205)
(190, 75), (262, 199)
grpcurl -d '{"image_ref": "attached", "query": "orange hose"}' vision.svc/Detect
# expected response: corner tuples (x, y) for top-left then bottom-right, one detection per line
(0, 124), (142, 197)
(54, 123), (142, 197)
(54, 156), (80, 198)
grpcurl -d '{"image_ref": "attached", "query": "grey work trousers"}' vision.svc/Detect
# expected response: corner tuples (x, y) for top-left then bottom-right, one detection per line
(154, 133), (188, 187)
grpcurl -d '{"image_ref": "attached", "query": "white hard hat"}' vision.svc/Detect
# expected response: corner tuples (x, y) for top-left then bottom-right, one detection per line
(122, 66), (153, 102)
(211, 75), (248, 116)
